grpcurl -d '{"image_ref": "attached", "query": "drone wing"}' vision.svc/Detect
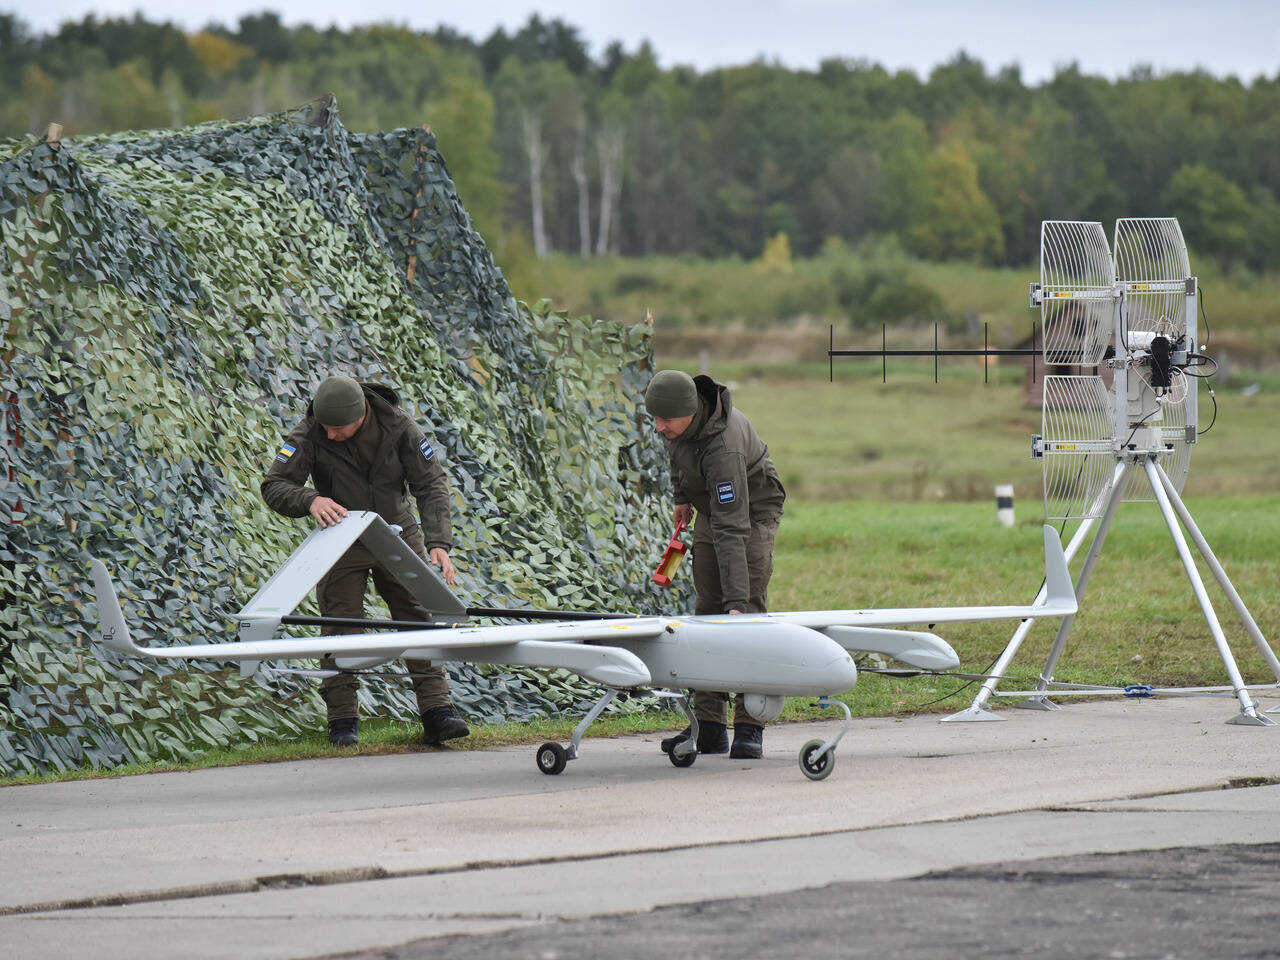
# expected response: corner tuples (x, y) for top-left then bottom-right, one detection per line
(90, 558), (657, 688)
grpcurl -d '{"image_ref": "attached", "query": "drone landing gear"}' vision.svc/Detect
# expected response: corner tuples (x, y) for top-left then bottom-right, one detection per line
(798, 697), (852, 781)
(651, 689), (701, 768)
(535, 686), (623, 775)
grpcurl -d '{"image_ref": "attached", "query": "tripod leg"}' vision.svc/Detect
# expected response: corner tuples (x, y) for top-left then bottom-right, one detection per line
(1020, 460), (1131, 710)
(1153, 462), (1280, 690)
(1144, 459), (1275, 726)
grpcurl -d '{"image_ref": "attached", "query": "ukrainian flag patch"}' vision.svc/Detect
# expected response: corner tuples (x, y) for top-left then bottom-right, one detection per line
(275, 443), (296, 464)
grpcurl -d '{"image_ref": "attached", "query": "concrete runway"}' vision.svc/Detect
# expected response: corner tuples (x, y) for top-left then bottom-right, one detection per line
(4, 696), (1280, 959)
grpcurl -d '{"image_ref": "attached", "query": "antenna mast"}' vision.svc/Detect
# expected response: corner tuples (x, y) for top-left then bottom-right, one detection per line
(940, 218), (1280, 725)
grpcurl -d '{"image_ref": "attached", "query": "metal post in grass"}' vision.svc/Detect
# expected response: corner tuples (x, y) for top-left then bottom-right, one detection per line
(995, 484), (1015, 527)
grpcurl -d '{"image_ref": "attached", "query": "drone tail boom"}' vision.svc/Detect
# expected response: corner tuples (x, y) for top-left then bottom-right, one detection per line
(823, 626), (960, 670)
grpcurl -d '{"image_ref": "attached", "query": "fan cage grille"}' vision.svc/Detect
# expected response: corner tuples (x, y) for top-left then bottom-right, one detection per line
(1041, 375), (1115, 520)
(1113, 218), (1191, 348)
(1040, 220), (1115, 366)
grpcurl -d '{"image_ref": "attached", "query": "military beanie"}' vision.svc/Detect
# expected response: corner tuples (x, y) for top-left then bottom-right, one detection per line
(645, 370), (698, 418)
(313, 375), (366, 426)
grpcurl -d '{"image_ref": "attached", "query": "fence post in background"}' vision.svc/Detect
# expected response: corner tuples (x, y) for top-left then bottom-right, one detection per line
(995, 483), (1015, 527)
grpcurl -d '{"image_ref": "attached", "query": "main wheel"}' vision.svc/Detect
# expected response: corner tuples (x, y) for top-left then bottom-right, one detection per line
(669, 741), (698, 768)
(799, 739), (835, 781)
(536, 741), (568, 775)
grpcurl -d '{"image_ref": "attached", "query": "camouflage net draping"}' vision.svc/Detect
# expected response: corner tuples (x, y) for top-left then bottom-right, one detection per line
(0, 99), (689, 775)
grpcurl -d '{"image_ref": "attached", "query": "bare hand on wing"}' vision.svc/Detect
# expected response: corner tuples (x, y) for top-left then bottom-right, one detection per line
(309, 496), (348, 528)
(430, 547), (456, 585)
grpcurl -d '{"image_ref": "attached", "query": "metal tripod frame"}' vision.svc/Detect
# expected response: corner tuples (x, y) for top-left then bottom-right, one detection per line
(943, 456), (1280, 725)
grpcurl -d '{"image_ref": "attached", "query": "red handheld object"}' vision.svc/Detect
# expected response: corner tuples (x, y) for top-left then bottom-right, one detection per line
(651, 518), (689, 587)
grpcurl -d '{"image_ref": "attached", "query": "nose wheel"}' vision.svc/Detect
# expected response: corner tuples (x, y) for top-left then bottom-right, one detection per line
(798, 739), (835, 780)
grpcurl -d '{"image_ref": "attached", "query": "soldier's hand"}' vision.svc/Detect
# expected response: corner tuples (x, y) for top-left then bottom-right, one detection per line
(309, 496), (348, 528)
(673, 503), (693, 527)
(430, 547), (456, 585)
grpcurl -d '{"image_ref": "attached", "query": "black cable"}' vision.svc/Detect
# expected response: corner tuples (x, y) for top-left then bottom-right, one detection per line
(1121, 403), (1163, 449)
(1198, 381), (1218, 436)
(909, 650), (1005, 711)
(1178, 351), (1218, 436)
(1198, 282), (1211, 350)
(1119, 289), (1129, 352)
(1182, 353), (1218, 377)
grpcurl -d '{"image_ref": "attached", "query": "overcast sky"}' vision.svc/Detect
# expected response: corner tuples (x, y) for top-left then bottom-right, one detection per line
(6, 0), (1279, 85)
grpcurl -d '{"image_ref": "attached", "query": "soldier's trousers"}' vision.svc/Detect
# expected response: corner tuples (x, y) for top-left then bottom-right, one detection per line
(690, 516), (781, 725)
(315, 527), (451, 722)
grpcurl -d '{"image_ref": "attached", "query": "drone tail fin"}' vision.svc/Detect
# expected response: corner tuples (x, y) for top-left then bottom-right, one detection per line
(1041, 526), (1077, 616)
(89, 559), (145, 656)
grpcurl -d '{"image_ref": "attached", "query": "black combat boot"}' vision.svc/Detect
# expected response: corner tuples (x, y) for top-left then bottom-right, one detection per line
(730, 723), (764, 759)
(328, 717), (358, 747)
(660, 721), (729, 755)
(421, 705), (470, 744)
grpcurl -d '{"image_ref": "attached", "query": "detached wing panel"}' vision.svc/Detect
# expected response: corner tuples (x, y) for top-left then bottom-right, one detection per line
(236, 510), (467, 625)
(235, 511), (381, 620)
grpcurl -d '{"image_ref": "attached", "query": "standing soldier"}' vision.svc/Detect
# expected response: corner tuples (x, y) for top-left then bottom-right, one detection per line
(261, 374), (470, 748)
(645, 369), (786, 759)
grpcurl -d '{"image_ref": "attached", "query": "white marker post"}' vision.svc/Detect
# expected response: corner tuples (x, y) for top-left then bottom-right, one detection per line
(995, 484), (1015, 527)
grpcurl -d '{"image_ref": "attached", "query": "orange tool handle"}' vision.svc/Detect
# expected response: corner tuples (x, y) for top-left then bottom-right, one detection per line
(651, 518), (689, 587)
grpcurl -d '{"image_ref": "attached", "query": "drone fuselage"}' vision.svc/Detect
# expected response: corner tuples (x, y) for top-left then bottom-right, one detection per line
(606, 618), (859, 696)
(381, 617), (860, 697)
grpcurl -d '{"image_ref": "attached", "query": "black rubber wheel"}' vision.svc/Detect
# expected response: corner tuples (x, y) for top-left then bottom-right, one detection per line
(536, 741), (568, 775)
(799, 739), (834, 781)
(669, 743), (698, 768)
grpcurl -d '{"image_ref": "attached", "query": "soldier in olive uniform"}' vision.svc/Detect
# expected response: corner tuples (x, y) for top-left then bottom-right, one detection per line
(645, 369), (786, 759)
(261, 375), (469, 747)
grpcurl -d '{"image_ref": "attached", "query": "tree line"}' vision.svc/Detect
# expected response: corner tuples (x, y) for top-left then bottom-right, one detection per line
(3, 11), (1279, 270)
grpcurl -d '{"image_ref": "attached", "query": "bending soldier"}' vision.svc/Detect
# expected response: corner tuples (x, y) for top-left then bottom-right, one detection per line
(645, 369), (786, 759)
(261, 374), (470, 747)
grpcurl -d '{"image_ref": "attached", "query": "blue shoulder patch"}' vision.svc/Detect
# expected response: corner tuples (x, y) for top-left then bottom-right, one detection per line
(716, 480), (736, 504)
(419, 438), (435, 461)
(274, 443), (296, 464)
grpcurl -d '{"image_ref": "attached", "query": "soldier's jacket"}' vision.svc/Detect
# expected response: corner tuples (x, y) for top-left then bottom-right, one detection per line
(261, 383), (452, 551)
(663, 375), (785, 610)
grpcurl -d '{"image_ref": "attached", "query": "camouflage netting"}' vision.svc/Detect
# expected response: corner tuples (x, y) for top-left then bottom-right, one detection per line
(0, 99), (691, 776)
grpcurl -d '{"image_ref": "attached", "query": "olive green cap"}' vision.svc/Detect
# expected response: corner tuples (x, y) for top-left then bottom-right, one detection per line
(313, 375), (366, 427)
(645, 370), (698, 418)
